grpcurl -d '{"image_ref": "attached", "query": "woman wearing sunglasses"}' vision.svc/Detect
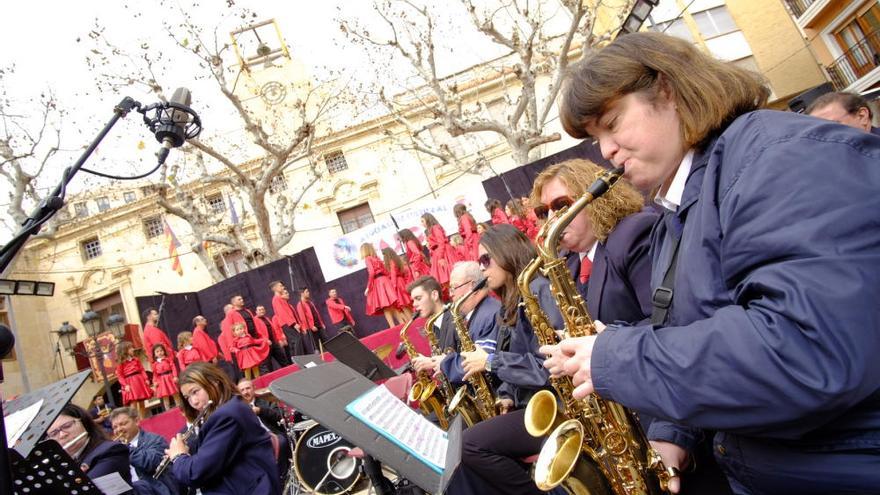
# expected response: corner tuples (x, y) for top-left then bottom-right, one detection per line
(47, 403), (133, 491)
(166, 362), (279, 494)
(446, 224), (564, 495)
(543, 32), (880, 494)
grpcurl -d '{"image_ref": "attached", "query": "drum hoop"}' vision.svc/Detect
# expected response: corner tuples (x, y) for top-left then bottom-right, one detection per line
(293, 423), (361, 494)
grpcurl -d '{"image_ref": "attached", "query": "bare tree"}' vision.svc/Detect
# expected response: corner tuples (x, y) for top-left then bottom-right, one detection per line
(0, 67), (67, 239)
(86, 3), (340, 281)
(341, 0), (626, 165)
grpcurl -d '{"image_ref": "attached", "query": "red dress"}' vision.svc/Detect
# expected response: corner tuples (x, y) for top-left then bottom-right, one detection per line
(427, 225), (456, 285)
(509, 214), (530, 237)
(458, 214), (480, 261)
(491, 208), (511, 225)
(143, 324), (174, 363)
(388, 262), (413, 308)
(524, 208), (540, 240)
(151, 357), (178, 399)
(116, 358), (151, 404)
(364, 255), (400, 315)
(177, 346), (206, 371)
(404, 240), (431, 278)
(232, 335), (269, 369)
(191, 327), (219, 361)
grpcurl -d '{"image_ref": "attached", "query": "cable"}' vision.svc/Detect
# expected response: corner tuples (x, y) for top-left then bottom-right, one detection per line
(79, 161), (165, 180)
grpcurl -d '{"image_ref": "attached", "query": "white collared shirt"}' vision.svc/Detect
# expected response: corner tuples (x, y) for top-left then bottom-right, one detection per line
(654, 150), (695, 213)
(579, 241), (598, 263)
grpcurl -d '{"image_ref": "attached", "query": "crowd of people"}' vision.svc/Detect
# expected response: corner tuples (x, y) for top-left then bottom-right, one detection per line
(44, 31), (880, 495)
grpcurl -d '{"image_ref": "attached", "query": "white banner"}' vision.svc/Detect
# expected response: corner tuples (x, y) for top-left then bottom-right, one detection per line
(316, 185), (490, 282)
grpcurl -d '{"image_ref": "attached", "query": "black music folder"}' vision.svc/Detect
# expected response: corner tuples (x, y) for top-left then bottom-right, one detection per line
(324, 331), (397, 381)
(270, 361), (462, 494)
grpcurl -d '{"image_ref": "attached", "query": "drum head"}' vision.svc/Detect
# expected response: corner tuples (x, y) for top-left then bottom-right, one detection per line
(294, 424), (361, 494)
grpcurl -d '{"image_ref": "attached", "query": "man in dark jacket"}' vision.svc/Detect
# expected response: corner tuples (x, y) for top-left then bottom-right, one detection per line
(110, 407), (180, 495)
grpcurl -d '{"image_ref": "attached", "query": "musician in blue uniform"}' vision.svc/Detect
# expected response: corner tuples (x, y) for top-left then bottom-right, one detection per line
(166, 362), (280, 494)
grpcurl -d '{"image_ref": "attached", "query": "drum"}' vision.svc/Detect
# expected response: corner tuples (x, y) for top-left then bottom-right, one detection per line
(293, 423), (361, 494)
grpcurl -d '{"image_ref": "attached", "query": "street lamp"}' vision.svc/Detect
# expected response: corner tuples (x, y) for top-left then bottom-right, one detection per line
(53, 321), (79, 377)
(106, 313), (127, 340)
(619, 0), (658, 35)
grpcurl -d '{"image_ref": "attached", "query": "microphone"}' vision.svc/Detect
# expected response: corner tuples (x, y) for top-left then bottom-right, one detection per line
(395, 342), (407, 360)
(150, 87), (200, 165)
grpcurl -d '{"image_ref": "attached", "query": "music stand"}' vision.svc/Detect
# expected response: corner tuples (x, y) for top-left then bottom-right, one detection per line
(270, 361), (462, 494)
(3, 370), (101, 494)
(324, 332), (397, 382)
(290, 353), (323, 369)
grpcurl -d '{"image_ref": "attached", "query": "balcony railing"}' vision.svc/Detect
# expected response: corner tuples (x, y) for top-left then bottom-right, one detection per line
(826, 29), (880, 90)
(784, 0), (816, 18)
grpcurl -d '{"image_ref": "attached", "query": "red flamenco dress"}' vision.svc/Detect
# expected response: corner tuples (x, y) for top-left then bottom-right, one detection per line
(151, 357), (178, 399)
(364, 255), (401, 316)
(177, 345), (206, 371)
(491, 208), (510, 225)
(404, 239), (431, 278)
(388, 260), (413, 308)
(523, 207), (540, 240)
(458, 214), (480, 261)
(427, 224), (456, 285)
(233, 335), (270, 370)
(116, 357), (151, 405)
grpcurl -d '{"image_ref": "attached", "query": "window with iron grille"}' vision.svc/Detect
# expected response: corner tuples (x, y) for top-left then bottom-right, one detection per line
(269, 174), (287, 194)
(206, 194), (225, 214)
(82, 237), (102, 260)
(337, 203), (375, 234)
(123, 191), (136, 203)
(143, 216), (164, 239)
(96, 197), (110, 212)
(324, 150), (349, 174)
(74, 202), (89, 218)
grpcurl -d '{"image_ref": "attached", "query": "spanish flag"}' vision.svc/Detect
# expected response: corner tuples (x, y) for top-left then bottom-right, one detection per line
(164, 219), (184, 276)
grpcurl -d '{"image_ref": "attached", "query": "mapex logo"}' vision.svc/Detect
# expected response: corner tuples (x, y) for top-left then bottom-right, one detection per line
(307, 431), (341, 449)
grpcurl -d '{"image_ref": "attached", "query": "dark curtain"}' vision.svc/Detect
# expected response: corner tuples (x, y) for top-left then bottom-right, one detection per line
(481, 140), (610, 202)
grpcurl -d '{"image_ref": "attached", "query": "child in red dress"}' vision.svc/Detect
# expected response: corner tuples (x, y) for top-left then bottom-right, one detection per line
(231, 323), (269, 379)
(453, 203), (480, 261)
(150, 344), (180, 411)
(422, 213), (457, 287)
(485, 198), (510, 225)
(382, 247), (413, 318)
(176, 332), (206, 371)
(115, 342), (150, 418)
(361, 243), (406, 328)
(397, 228), (431, 278)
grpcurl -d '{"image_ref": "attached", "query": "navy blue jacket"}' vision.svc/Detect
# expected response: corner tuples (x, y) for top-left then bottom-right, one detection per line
(440, 295), (502, 385)
(81, 439), (134, 493)
(566, 209), (657, 324)
(493, 276), (564, 408)
(171, 397), (280, 494)
(592, 110), (880, 494)
(130, 429), (180, 495)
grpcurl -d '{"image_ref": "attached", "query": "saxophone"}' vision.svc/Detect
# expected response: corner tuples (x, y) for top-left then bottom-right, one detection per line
(422, 304), (457, 406)
(446, 278), (498, 423)
(400, 311), (450, 429)
(521, 167), (675, 495)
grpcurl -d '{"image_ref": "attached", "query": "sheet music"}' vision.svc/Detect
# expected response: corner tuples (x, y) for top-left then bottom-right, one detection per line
(91, 472), (133, 495)
(346, 384), (448, 473)
(4, 399), (42, 447)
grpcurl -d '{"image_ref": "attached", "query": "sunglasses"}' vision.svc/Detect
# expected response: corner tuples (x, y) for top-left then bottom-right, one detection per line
(478, 253), (492, 269)
(532, 196), (575, 219)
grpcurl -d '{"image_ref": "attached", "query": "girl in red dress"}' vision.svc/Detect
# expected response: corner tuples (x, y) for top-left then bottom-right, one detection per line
(231, 323), (270, 380)
(505, 199), (535, 240)
(421, 213), (457, 286)
(485, 198), (510, 225)
(449, 234), (468, 262)
(150, 344), (180, 411)
(520, 196), (541, 239)
(398, 228), (431, 278)
(176, 332), (206, 371)
(454, 203), (480, 261)
(361, 243), (406, 328)
(115, 342), (150, 418)
(382, 247), (413, 317)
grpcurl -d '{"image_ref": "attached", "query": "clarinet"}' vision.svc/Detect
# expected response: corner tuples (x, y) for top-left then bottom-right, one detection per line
(153, 400), (212, 478)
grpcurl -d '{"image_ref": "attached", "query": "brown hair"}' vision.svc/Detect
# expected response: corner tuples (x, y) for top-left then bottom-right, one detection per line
(406, 275), (442, 299)
(479, 225), (536, 325)
(421, 213), (440, 228)
(560, 32), (769, 149)
(530, 159), (645, 242)
(116, 341), (136, 359)
(806, 91), (873, 119)
(359, 242), (377, 259)
(54, 403), (108, 459)
(177, 331), (193, 348)
(177, 362), (237, 422)
(382, 247), (405, 272)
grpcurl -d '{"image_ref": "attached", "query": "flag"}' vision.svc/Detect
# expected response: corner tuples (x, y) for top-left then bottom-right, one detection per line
(228, 194), (240, 225)
(164, 219), (184, 276)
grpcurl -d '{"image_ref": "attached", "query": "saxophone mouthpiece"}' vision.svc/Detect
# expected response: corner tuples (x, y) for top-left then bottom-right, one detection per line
(473, 277), (488, 291)
(412, 310), (421, 319)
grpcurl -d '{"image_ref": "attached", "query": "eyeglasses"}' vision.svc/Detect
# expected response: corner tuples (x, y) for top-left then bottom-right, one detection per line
(478, 253), (492, 269)
(533, 195), (575, 219)
(451, 280), (472, 292)
(47, 419), (79, 439)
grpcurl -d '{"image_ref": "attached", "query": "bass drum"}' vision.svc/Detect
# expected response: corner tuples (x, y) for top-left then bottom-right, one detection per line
(293, 423), (361, 494)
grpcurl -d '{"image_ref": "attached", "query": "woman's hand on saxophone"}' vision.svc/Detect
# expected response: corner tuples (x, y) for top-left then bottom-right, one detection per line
(649, 440), (688, 494)
(461, 347), (489, 380)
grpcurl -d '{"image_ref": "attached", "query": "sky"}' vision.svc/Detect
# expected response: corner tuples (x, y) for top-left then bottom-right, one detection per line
(0, 0), (574, 241)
